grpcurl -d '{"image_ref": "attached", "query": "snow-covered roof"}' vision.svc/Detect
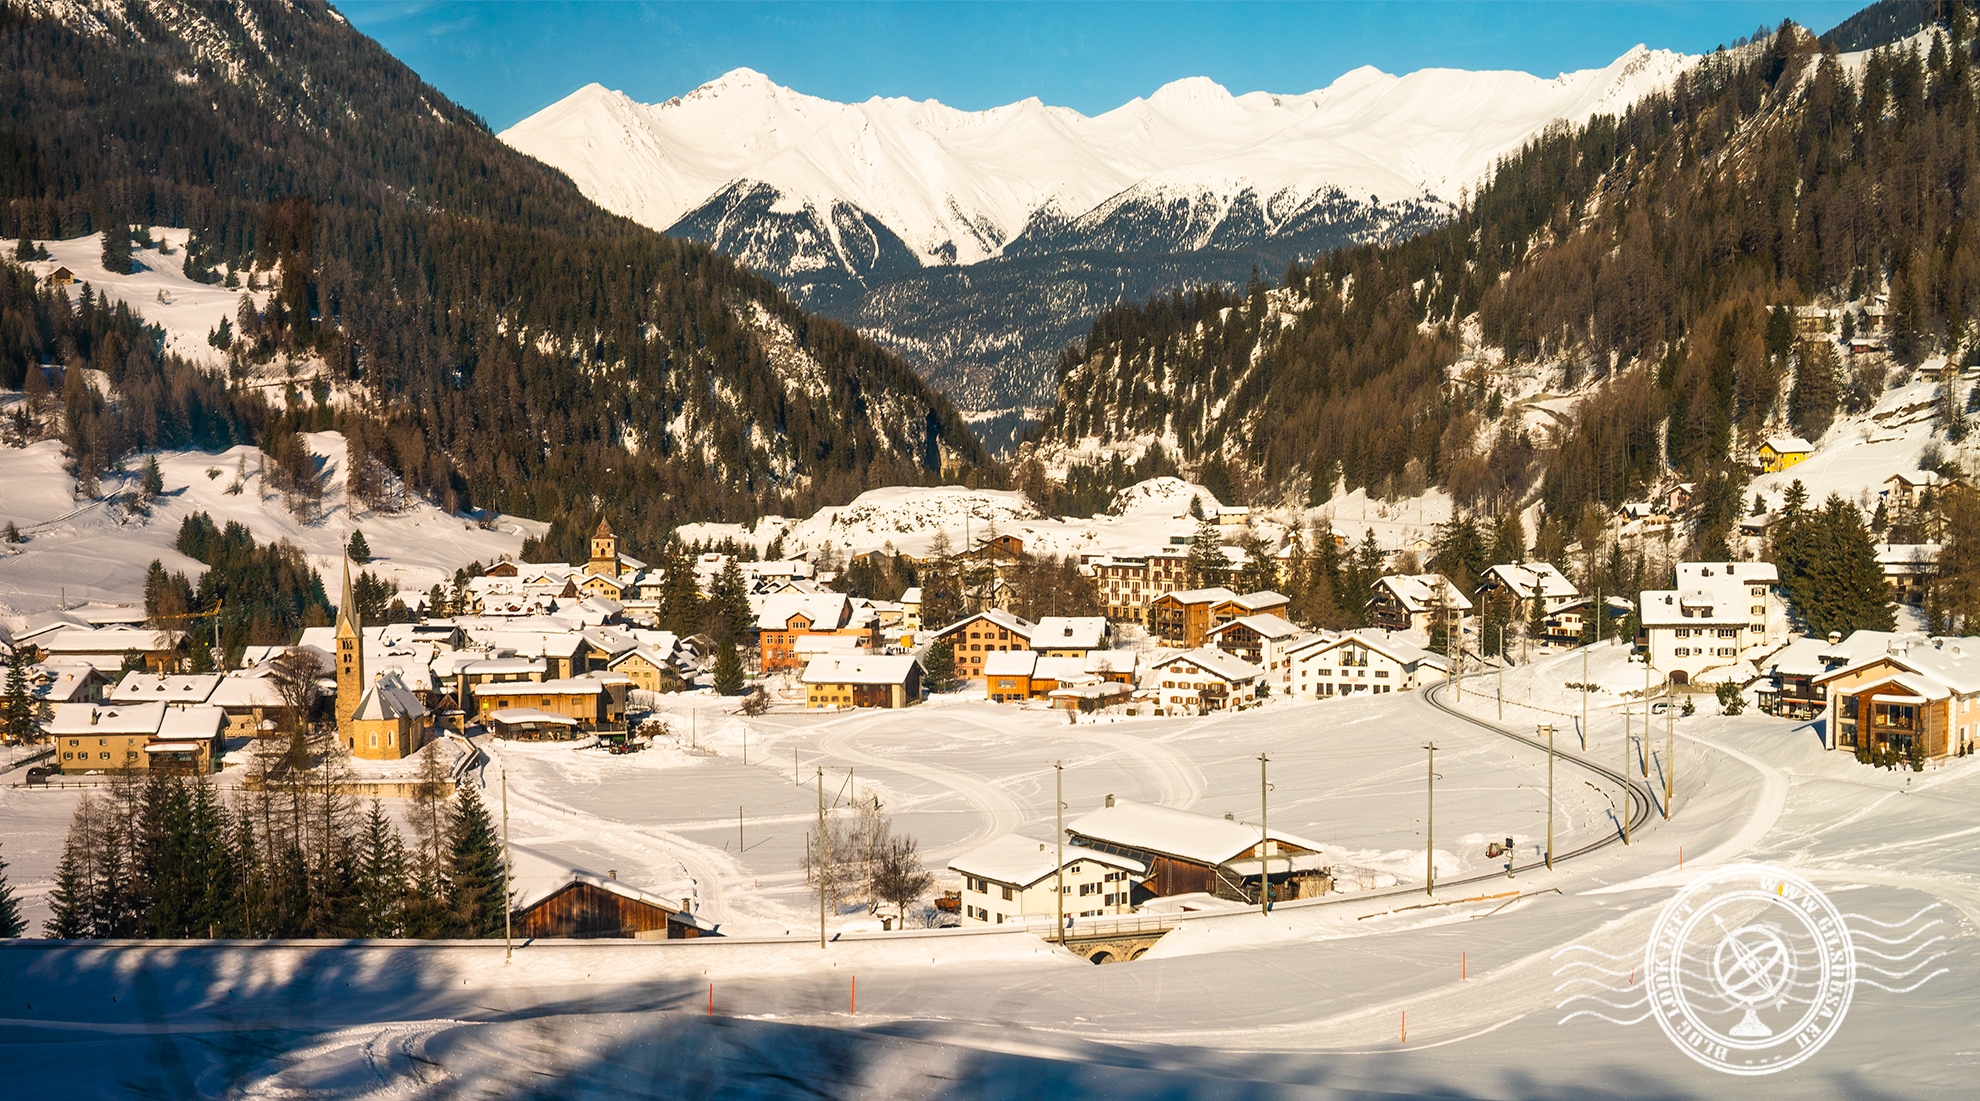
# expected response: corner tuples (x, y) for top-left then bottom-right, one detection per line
(754, 592), (853, 631)
(42, 626), (184, 655)
(1226, 590), (1289, 611)
(1157, 586), (1239, 606)
(1374, 574), (1474, 613)
(900, 587), (922, 604)
(1152, 647), (1263, 683)
(504, 842), (713, 931)
(44, 701), (168, 736)
(1288, 628), (1445, 670)
(205, 676), (288, 709)
(354, 673), (428, 721)
(800, 654), (923, 686)
(107, 672), (221, 704)
(1207, 613), (1301, 641)
(1763, 435), (1812, 454)
(607, 645), (680, 672)
(932, 609), (1035, 640)
(472, 678), (608, 697)
(157, 705), (225, 739)
(456, 657), (549, 677)
(1067, 798), (1323, 867)
(1031, 616), (1108, 649)
(1481, 562), (1579, 601)
(1885, 470), (1941, 489)
(1031, 655), (1093, 683)
(982, 650), (1037, 677)
(484, 707), (579, 726)
(947, 833), (1146, 889)
(1874, 543), (1941, 572)
(1810, 632), (1980, 695)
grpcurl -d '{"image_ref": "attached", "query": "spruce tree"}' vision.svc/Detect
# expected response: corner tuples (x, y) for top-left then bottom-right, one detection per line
(712, 637), (745, 696)
(707, 558), (752, 641)
(921, 637), (956, 688)
(3, 643), (36, 744)
(357, 800), (408, 938)
(445, 783), (506, 938)
(347, 528), (371, 564)
(100, 222), (131, 275)
(45, 797), (100, 938)
(0, 842), (25, 937)
(1185, 516), (1226, 590)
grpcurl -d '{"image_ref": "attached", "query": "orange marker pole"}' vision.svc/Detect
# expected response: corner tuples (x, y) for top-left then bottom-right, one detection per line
(1462, 952), (1466, 981)
(708, 983), (713, 1016)
(1401, 1010), (1406, 1044)
(851, 975), (856, 1016)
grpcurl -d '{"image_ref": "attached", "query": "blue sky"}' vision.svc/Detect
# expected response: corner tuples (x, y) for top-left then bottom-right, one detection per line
(339, 1), (1872, 130)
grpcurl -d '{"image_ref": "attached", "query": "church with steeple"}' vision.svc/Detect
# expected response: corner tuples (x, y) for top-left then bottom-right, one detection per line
(336, 557), (429, 760)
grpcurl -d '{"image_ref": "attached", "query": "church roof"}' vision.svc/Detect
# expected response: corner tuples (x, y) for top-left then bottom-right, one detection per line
(593, 517), (614, 539)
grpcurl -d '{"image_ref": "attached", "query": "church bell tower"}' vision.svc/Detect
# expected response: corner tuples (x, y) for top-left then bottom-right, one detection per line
(335, 556), (364, 736)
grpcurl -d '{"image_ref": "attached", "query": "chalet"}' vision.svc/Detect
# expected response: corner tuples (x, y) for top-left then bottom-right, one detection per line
(930, 609), (1035, 680)
(949, 834), (1145, 926)
(1146, 648), (1263, 715)
(472, 676), (626, 735)
(22, 663), (108, 728)
(1216, 506), (1251, 527)
(1759, 436), (1812, 473)
(1147, 587), (1237, 648)
(45, 266), (76, 287)
(1031, 615), (1110, 656)
(1875, 543), (1940, 607)
(800, 654), (924, 709)
(45, 702), (225, 774)
(1204, 613), (1303, 676)
(899, 587), (923, 634)
(509, 849), (714, 939)
(755, 593), (871, 673)
(1285, 629), (1445, 700)
(1882, 471), (1941, 512)
(1475, 563), (1580, 618)
(1369, 574), (1472, 635)
(577, 572), (631, 602)
(1794, 304), (1830, 336)
(1810, 633), (1980, 759)
(1640, 562), (1787, 683)
(1047, 680), (1133, 712)
(606, 645), (684, 693)
(1067, 796), (1331, 905)
(1665, 483), (1697, 513)
(971, 533), (1026, 564)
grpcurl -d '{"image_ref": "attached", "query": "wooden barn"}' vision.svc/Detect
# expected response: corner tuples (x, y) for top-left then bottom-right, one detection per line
(509, 853), (716, 939)
(1066, 795), (1332, 905)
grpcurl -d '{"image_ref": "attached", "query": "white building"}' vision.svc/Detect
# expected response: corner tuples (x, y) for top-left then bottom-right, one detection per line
(1639, 562), (1787, 683)
(948, 833), (1145, 926)
(1145, 648), (1264, 715)
(1285, 629), (1447, 700)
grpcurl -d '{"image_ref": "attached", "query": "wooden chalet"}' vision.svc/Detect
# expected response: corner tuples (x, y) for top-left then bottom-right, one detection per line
(510, 856), (716, 939)
(1066, 795), (1331, 905)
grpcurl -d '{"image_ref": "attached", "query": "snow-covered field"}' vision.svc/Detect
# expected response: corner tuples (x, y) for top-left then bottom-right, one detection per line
(4, 640), (1973, 1098)
(0, 432), (537, 617)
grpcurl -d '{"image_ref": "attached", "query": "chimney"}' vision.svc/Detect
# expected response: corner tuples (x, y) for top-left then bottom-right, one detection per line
(1225, 812), (1235, 821)
(1105, 793), (1115, 808)
(608, 869), (617, 880)
(682, 897), (692, 913)
(1828, 631), (1841, 645)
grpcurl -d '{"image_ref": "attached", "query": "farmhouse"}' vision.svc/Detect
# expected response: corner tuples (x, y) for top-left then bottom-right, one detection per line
(45, 702), (225, 774)
(1639, 562), (1787, 683)
(949, 834), (1145, 926)
(1759, 436), (1812, 473)
(1067, 796), (1330, 905)
(1285, 630), (1446, 700)
(755, 593), (872, 673)
(800, 654), (924, 709)
(509, 849), (715, 939)
(1146, 648), (1262, 714)
(1369, 574), (1472, 635)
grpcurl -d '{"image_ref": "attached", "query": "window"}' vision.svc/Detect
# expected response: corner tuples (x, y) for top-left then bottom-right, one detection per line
(1000, 886), (1013, 901)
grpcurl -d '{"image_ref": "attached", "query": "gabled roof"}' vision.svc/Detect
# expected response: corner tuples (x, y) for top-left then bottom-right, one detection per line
(931, 609), (1035, 640)
(107, 672), (222, 704)
(1031, 616), (1108, 649)
(354, 672), (428, 721)
(800, 654), (923, 686)
(44, 700), (168, 736)
(1154, 586), (1239, 606)
(1067, 798), (1323, 867)
(1763, 435), (1812, 454)
(1152, 647), (1263, 683)
(948, 833), (1146, 890)
(982, 650), (1038, 677)
(1374, 574), (1474, 613)
(607, 645), (679, 673)
(754, 593), (853, 631)
(471, 677), (608, 697)
(1207, 613), (1301, 641)
(1481, 562), (1579, 601)
(1224, 590), (1289, 611)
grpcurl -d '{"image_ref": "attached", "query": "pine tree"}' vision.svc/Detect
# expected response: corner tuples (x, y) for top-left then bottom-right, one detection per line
(1185, 516), (1226, 589)
(45, 796), (101, 938)
(920, 637), (956, 688)
(140, 455), (164, 500)
(712, 637), (745, 696)
(706, 558), (752, 641)
(100, 222), (131, 276)
(0, 841), (25, 937)
(347, 528), (371, 565)
(357, 800), (408, 938)
(445, 783), (506, 938)
(3, 643), (37, 744)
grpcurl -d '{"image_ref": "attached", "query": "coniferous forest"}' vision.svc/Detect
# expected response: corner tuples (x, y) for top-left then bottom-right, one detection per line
(0, 1), (985, 555)
(1036, 14), (1980, 567)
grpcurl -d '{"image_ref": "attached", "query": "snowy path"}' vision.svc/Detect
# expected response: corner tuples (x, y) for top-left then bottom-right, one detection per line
(814, 719), (1027, 860)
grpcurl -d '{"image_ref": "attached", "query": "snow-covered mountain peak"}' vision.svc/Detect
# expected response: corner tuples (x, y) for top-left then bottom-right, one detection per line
(1147, 75), (1242, 112)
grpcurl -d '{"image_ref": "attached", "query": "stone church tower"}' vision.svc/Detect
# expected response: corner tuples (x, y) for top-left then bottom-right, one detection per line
(335, 557), (363, 735)
(588, 517), (620, 579)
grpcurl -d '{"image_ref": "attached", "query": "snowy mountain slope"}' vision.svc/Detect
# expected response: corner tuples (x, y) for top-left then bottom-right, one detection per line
(502, 48), (1692, 276)
(0, 433), (538, 617)
(502, 49), (1692, 420)
(21, 229), (253, 369)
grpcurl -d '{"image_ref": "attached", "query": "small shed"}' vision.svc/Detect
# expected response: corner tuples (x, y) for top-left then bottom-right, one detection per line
(45, 266), (76, 287)
(509, 848), (715, 939)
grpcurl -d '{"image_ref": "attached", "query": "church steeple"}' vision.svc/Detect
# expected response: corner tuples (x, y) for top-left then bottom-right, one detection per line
(588, 516), (621, 579)
(335, 554), (364, 737)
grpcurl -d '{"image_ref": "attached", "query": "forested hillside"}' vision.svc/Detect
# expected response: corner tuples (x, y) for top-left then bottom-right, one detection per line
(1032, 15), (1979, 561)
(0, 0), (983, 559)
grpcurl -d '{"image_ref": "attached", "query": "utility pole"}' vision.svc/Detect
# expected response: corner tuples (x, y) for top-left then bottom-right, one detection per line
(1497, 623), (1504, 722)
(1425, 742), (1437, 896)
(1642, 662), (1653, 778)
(817, 765), (827, 949)
(1453, 595), (1462, 703)
(1055, 760), (1065, 945)
(1665, 672), (1676, 818)
(1543, 724), (1555, 869)
(1580, 615), (1590, 750)
(1621, 713), (1632, 846)
(1259, 752), (1271, 916)
(502, 771), (512, 962)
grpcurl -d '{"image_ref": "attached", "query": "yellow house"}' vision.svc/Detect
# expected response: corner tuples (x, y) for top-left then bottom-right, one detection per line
(606, 646), (683, 693)
(1760, 435), (1812, 473)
